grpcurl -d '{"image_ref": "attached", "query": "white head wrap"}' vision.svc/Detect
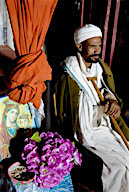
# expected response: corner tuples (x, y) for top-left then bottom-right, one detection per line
(74, 24), (102, 46)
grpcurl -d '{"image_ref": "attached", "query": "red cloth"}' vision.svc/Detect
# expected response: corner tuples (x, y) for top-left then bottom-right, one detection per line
(5, 0), (58, 109)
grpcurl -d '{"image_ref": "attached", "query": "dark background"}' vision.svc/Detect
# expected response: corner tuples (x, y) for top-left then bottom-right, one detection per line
(45, 0), (129, 115)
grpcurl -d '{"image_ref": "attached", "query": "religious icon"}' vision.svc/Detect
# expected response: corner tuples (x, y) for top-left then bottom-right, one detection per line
(3, 99), (20, 136)
(17, 113), (32, 128)
(0, 96), (36, 161)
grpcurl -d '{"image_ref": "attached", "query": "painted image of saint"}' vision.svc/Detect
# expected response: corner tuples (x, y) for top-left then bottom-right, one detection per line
(0, 99), (20, 160)
(18, 113), (31, 129)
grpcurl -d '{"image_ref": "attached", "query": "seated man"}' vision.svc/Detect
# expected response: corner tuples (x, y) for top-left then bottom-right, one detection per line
(55, 24), (129, 192)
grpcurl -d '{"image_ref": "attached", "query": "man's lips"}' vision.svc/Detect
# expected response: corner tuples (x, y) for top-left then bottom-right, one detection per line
(92, 55), (99, 59)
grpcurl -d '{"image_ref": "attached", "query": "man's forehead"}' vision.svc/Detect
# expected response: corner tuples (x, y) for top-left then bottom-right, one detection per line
(82, 37), (102, 45)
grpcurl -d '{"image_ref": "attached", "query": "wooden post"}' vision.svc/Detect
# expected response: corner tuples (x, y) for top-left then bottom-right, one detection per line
(102, 0), (112, 61)
(109, 0), (121, 68)
(81, 0), (85, 26)
(89, 0), (92, 23)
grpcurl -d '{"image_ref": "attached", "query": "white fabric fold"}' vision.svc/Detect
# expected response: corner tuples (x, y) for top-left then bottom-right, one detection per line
(28, 99), (45, 127)
(74, 24), (102, 46)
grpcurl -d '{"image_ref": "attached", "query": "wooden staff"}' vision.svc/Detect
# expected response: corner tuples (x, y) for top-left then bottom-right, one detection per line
(87, 77), (129, 150)
(53, 93), (57, 117)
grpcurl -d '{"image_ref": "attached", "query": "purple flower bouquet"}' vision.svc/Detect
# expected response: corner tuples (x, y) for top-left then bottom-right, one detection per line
(21, 131), (82, 189)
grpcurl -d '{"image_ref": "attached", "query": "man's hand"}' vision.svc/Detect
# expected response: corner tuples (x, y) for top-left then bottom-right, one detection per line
(104, 100), (121, 119)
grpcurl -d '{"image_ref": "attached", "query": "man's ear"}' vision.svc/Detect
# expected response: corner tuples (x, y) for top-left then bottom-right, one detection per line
(76, 43), (82, 51)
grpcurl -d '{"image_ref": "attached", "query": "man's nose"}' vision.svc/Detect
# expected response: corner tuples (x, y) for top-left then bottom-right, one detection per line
(94, 46), (101, 54)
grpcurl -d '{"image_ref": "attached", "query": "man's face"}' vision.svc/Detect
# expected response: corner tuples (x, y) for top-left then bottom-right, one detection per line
(80, 37), (102, 63)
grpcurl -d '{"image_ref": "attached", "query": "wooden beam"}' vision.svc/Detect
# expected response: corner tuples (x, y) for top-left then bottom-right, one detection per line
(81, 0), (85, 26)
(109, 0), (121, 68)
(102, 0), (112, 61)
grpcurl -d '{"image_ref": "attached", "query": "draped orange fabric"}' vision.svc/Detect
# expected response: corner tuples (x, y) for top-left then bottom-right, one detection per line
(5, 0), (58, 109)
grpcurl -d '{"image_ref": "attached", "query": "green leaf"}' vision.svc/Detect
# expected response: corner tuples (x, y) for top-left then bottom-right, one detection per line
(72, 141), (75, 146)
(31, 132), (41, 142)
(41, 162), (45, 166)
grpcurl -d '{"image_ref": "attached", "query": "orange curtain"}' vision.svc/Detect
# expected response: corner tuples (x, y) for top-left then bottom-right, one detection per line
(5, 0), (58, 109)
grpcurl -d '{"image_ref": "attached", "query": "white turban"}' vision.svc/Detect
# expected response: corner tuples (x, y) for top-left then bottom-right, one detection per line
(74, 24), (102, 46)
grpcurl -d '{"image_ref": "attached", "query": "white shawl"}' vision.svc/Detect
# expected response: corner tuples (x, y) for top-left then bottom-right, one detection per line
(65, 53), (129, 192)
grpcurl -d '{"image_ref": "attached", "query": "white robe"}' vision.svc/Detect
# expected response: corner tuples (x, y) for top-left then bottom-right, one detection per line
(65, 53), (129, 192)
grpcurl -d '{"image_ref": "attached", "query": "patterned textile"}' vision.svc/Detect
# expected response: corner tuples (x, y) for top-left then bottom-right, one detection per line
(14, 174), (74, 192)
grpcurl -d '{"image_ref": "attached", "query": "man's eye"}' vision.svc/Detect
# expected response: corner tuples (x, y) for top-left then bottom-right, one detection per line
(91, 45), (95, 46)
(90, 45), (96, 48)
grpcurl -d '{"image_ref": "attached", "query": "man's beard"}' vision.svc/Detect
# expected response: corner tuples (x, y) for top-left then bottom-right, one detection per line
(85, 54), (100, 63)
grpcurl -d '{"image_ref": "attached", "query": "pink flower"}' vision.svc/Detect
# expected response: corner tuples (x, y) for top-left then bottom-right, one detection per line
(65, 139), (75, 152)
(45, 139), (54, 145)
(54, 138), (63, 145)
(41, 152), (51, 162)
(24, 138), (29, 142)
(26, 146), (38, 159)
(24, 143), (36, 152)
(39, 169), (63, 189)
(47, 154), (61, 169)
(39, 165), (48, 175)
(42, 144), (52, 153)
(40, 132), (47, 139)
(73, 149), (82, 166)
(21, 152), (26, 160)
(31, 140), (37, 145)
(34, 174), (42, 186)
(26, 155), (40, 165)
(51, 148), (59, 153)
(61, 162), (74, 175)
(21, 131), (82, 189)
(54, 132), (64, 140)
(46, 131), (54, 139)
(58, 140), (74, 155)
(58, 153), (73, 173)
(27, 163), (39, 173)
